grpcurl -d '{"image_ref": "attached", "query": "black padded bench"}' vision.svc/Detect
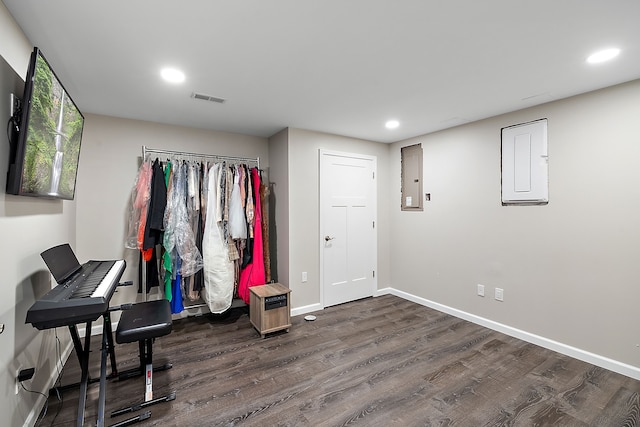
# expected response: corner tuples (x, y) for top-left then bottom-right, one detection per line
(110, 299), (176, 426)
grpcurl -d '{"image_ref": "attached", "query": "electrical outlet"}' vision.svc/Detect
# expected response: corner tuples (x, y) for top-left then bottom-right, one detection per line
(18, 368), (35, 382)
(10, 93), (21, 117)
(477, 284), (485, 297)
(15, 368), (35, 394)
(15, 367), (22, 395)
(495, 288), (504, 302)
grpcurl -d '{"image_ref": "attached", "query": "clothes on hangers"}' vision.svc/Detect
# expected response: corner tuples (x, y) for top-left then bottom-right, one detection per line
(238, 167), (266, 304)
(127, 150), (268, 314)
(162, 159), (173, 301)
(143, 159), (167, 250)
(229, 164), (247, 239)
(260, 176), (271, 283)
(202, 163), (235, 313)
(125, 160), (152, 251)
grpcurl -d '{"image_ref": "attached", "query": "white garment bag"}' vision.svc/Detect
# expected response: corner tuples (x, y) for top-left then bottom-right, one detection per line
(202, 163), (234, 313)
(228, 165), (247, 239)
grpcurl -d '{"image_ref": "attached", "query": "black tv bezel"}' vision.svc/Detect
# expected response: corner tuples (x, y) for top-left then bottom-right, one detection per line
(6, 47), (84, 200)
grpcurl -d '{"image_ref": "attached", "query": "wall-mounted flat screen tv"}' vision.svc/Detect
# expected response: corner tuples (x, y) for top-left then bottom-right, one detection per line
(6, 47), (84, 200)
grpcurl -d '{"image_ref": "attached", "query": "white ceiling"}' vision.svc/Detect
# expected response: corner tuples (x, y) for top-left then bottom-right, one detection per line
(4, 0), (640, 143)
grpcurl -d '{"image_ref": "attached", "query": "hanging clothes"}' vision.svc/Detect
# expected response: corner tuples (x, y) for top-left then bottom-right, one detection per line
(170, 258), (184, 314)
(164, 162), (203, 278)
(138, 249), (160, 294)
(229, 165), (247, 239)
(143, 159), (167, 249)
(125, 160), (152, 251)
(127, 148), (266, 314)
(183, 161), (202, 301)
(238, 168), (266, 303)
(241, 165), (254, 270)
(260, 176), (271, 283)
(139, 159), (167, 292)
(162, 160), (173, 302)
(192, 162), (207, 294)
(202, 163), (235, 313)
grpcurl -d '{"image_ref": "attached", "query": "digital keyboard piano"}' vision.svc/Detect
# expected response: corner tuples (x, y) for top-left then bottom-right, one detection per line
(26, 259), (126, 330)
(25, 244), (128, 427)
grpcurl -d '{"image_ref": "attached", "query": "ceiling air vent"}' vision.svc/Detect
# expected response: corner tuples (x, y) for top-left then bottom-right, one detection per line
(191, 92), (226, 104)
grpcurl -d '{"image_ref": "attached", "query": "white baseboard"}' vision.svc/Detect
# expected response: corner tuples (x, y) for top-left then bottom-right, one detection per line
(374, 287), (393, 297)
(26, 338), (74, 427)
(291, 303), (323, 317)
(383, 287), (640, 381)
(88, 323), (108, 337)
(291, 289), (392, 317)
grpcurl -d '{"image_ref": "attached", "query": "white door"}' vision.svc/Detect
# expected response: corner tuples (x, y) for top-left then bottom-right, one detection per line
(320, 150), (376, 307)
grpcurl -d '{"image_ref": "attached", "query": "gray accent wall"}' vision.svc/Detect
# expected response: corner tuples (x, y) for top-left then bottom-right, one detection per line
(270, 128), (391, 311)
(75, 114), (269, 309)
(390, 79), (640, 369)
(1, 5), (76, 425)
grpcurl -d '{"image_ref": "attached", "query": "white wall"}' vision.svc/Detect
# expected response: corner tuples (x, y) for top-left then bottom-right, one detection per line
(0, 4), (76, 426)
(0, 1), (30, 75)
(390, 79), (640, 374)
(275, 128), (391, 311)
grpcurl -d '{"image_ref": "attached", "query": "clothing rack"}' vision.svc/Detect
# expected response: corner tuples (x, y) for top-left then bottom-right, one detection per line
(140, 145), (260, 312)
(142, 145), (260, 169)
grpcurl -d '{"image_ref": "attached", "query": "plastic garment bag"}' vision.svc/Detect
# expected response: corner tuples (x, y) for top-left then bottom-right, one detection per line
(202, 163), (235, 313)
(228, 165), (247, 239)
(163, 162), (203, 279)
(125, 161), (152, 250)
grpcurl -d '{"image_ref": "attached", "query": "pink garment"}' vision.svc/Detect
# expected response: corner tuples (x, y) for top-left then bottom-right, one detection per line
(135, 161), (153, 251)
(238, 168), (266, 303)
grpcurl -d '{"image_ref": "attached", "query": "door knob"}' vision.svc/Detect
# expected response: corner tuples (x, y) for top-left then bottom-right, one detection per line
(324, 236), (335, 242)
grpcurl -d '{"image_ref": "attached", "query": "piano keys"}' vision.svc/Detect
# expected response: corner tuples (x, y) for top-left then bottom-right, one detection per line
(25, 243), (127, 330)
(26, 259), (126, 330)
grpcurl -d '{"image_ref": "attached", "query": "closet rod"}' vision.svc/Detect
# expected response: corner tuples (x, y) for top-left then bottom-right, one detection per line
(142, 145), (260, 168)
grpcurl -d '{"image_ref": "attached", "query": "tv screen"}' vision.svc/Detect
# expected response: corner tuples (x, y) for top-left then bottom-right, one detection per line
(6, 47), (84, 200)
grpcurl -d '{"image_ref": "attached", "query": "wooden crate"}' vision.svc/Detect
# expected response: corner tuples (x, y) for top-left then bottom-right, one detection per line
(249, 283), (291, 338)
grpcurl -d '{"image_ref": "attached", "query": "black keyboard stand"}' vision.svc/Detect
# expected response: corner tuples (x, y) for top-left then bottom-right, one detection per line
(48, 311), (119, 427)
(109, 300), (175, 426)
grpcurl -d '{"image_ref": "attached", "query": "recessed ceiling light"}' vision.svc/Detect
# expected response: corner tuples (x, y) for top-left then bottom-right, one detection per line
(385, 120), (400, 129)
(161, 67), (185, 83)
(586, 48), (620, 64)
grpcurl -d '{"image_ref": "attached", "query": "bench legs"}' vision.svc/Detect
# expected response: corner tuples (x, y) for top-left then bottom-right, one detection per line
(111, 391), (176, 418)
(116, 339), (173, 381)
(110, 337), (175, 424)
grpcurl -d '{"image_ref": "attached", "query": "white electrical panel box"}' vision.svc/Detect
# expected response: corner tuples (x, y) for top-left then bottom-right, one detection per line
(401, 143), (423, 211)
(501, 119), (548, 205)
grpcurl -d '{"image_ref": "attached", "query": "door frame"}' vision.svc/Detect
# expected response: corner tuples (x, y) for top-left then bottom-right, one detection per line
(319, 148), (377, 308)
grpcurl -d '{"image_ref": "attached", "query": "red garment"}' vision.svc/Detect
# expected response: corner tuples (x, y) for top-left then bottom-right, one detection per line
(238, 168), (266, 303)
(141, 248), (154, 262)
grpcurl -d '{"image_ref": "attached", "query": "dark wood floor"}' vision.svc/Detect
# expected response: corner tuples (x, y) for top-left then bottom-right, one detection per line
(38, 295), (640, 426)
